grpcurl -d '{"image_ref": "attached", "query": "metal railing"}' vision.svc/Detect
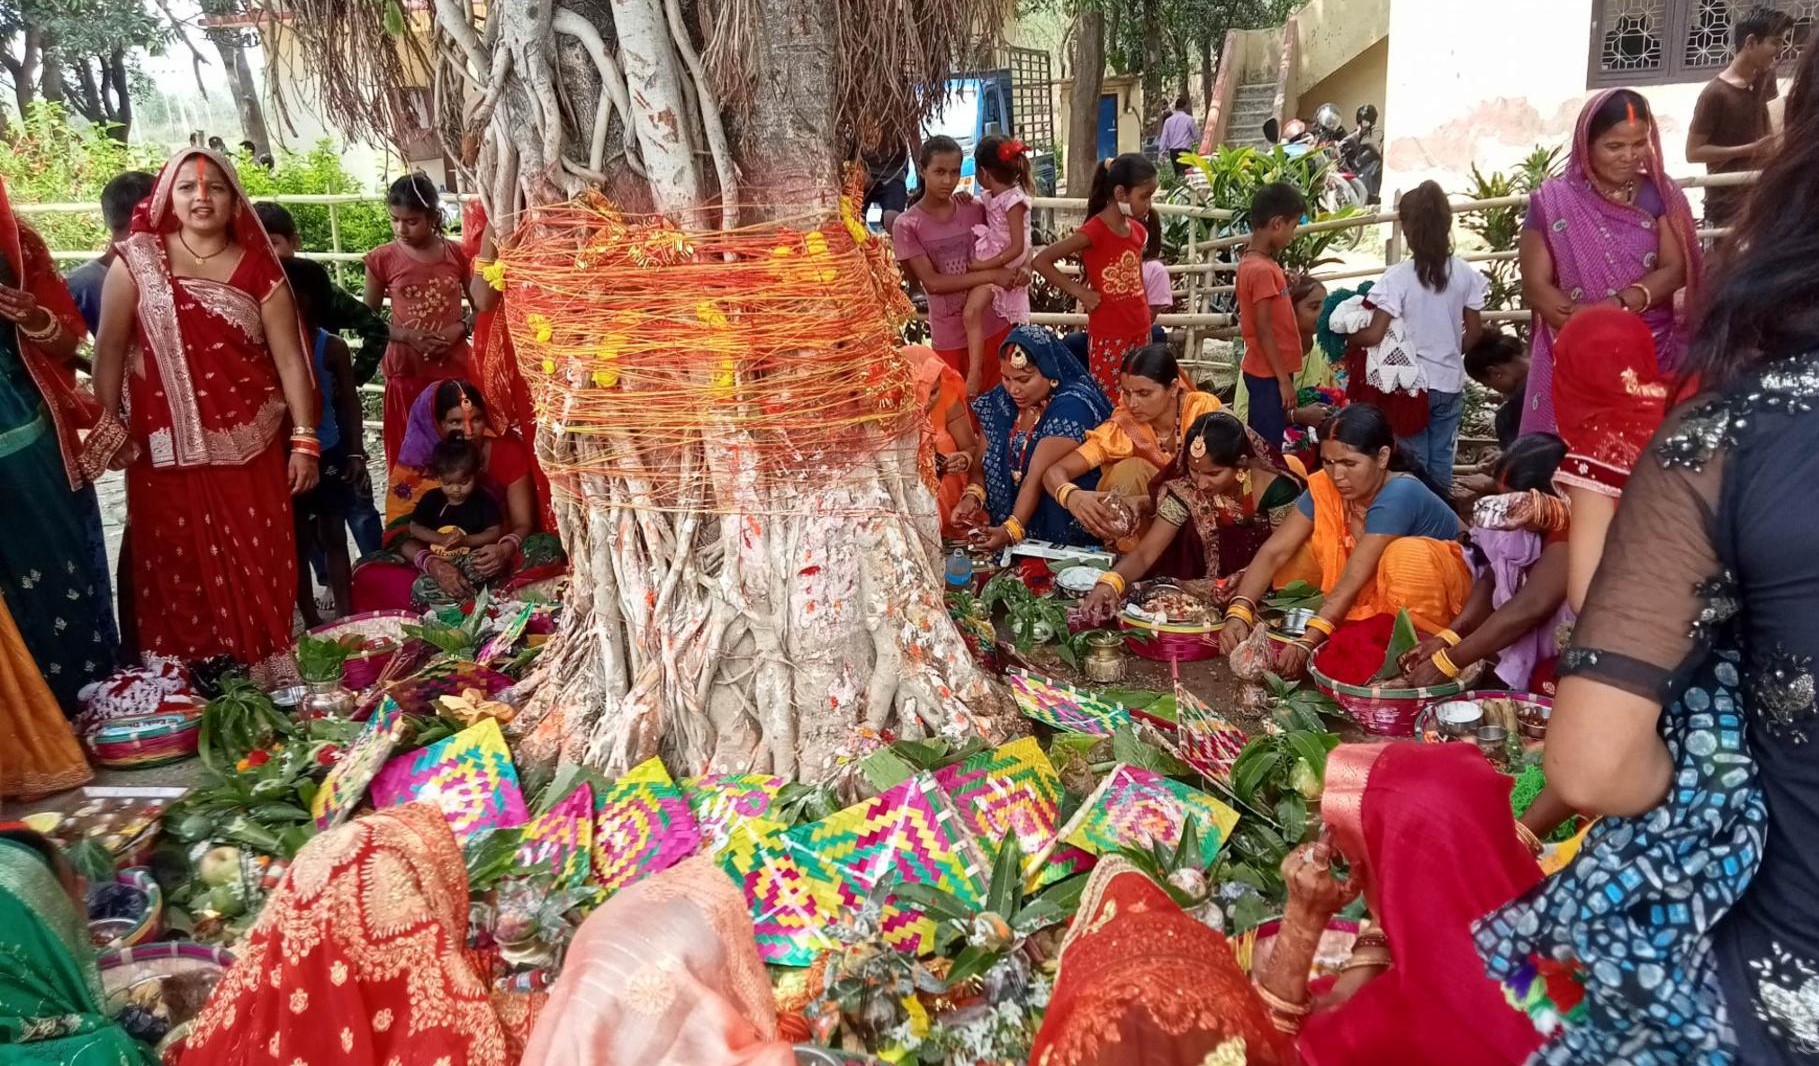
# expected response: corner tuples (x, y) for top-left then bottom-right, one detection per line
(19, 172), (1751, 384)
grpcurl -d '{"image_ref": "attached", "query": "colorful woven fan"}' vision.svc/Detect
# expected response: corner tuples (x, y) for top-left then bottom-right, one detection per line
(1005, 669), (1132, 735)
(370, 717), (529, 842)
(1058, 764), (1240, 869)
(1173, 683), (1250, 785)
(715, 815), (845, 966)
(312, 697), (406, 829)
(516, 784), (594, 887)
(682, 773), (786, 852)
(782, 775), (985, 955)
(932, 737), (1088, 888)
(590, 758), (703, 894)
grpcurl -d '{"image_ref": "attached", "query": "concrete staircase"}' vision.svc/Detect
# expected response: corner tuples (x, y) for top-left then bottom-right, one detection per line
(1226, 82), (1277, 148)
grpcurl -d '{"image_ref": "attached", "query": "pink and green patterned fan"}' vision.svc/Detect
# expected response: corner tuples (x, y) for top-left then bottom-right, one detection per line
(782, 775), (985, 956)
(931, 737), (1089, 888)
(515, 784), (594, 887)
(715, 815), (844, 966)
(1005, 669), (1132, 735)
(682, 772), (785, 852)
(590, 758), (703, 895)
(369, 717), (529, 842)
(1057, 764), (1240, 869)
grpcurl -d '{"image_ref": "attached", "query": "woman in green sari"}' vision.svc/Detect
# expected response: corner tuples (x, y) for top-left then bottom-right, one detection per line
(0, 826), (155, 1064)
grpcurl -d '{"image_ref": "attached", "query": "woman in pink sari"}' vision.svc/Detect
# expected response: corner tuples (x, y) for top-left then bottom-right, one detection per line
(1519, 88), (1701, 434)
(85, 148), (319, 681)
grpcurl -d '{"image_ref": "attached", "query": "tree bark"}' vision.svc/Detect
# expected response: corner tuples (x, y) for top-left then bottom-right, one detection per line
(38, 35), (64, 106)
(213, 35), (270, 153)
(1140, 0), (1164, 136)
(105, 47), (132, 140)
(1066, 7), (1104, 200)
(443, 0), (1013, 783)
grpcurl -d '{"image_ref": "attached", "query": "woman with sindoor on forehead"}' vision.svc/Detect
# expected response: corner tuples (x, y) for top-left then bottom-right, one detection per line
(85, 148), (320, 683)
(1517, 88), (1701, 434)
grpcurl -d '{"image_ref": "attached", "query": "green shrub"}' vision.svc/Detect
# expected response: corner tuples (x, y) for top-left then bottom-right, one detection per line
(0, 103), (164, 253)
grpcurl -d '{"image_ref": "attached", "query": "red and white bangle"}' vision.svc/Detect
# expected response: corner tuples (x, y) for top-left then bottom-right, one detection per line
(500, 533), (524, 554)
(290, 436), (322, 458)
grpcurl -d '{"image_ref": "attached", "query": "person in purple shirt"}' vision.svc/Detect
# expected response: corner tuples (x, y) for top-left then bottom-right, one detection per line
(62, 170), (154, 335)
(1158, 97), (1199, 176)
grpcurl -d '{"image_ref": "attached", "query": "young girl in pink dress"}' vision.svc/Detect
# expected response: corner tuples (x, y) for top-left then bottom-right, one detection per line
(961, 135), (1033, 398)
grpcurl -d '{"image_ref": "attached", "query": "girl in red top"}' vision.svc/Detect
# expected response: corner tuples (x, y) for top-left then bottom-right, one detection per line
(364, 173), (472, 469)
(1034, 153), (1160, 396)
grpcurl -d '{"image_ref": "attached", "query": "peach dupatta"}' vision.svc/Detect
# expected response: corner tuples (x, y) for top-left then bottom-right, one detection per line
(520, 857), (794, 1066)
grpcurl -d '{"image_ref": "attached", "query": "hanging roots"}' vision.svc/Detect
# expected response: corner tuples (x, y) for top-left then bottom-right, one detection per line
(496, 182), (925, 516)
(249, 0), (435, 150)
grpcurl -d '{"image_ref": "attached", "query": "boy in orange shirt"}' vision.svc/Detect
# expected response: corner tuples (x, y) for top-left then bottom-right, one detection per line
(1237, 182), (1309, 451)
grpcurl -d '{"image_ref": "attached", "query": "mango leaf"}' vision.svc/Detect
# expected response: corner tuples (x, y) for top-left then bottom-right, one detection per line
(945, 944), (1001, 988)
(1110, 725), (1192, 777)
(1373, 609), (1422, 682)
(1285, 731), (1334, 785)
(986, 830), (1023, 917)
(1233, 742), (1280, 804)
(1012, 898), (1069, 935)
(1275, 793), (1309, 844)
(1034, 872), (1089, 913)
(891, 881), (975, 924)
(1231, 888), (1272, 933)
(858, 748), (918, 793)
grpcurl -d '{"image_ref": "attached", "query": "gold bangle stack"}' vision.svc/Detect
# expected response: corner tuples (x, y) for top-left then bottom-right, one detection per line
(1254, 982), (1311, 1034)
(1304, 616), (1336, 638)
(1056, 483), (1079, 508)
(1001, 516), (1026, 543)
(1431, 648), (1462, 679)
(964, 483), (987, 504)
(1225, 603), (1256, 626)
(1437, 628), (1462, 647)
(1095, 571), (1127, 595)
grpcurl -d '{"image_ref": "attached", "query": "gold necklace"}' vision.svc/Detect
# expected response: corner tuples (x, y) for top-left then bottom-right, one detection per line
(177, 231), (229, 263)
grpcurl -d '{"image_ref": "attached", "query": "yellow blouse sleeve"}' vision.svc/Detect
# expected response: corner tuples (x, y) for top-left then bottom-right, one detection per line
(1076, 418), (1130, 469)
(1180, 391), (1225, 431)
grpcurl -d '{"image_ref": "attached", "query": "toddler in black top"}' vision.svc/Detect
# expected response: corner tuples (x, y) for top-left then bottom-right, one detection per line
(409, 438), (502, 598)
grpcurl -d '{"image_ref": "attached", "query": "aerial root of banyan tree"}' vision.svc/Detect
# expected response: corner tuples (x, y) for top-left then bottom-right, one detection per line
(498, 201), (1018, 782)
(253, 0), (1019, 784)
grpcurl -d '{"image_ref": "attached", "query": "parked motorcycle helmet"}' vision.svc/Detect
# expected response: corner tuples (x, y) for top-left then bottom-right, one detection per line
(1313, 103), (1342, 134)
(1356, 103), (1380, 130)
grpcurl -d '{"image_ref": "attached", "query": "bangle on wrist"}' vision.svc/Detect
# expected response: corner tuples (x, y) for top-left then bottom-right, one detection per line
(20, 313), (61, 343)
(1432, 648), (1462, 679)
(1225, 603), (1255, 626)
(1304, 615), (1336, 638)
(1095, 571), (1126, 595)
(964, 483), (987, 504)
(1436, 628), (1462, 647)
(1056, 483), (1078, 508)
(1001, 516), (1026, 543)
(1515, 821), (1544, 856)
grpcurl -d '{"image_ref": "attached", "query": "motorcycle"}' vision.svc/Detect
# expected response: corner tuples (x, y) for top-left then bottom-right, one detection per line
(1312, 102), (1384, 207)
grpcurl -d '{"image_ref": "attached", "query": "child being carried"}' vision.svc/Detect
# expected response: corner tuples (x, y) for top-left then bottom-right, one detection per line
(409, 438), (503, 603)
(960, 135), (1035, 397)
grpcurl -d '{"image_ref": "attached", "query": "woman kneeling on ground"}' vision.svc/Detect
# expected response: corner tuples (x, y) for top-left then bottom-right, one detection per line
(1220, 403), (1471, 678)
(1039, 343), (1223, 549)
(959, 326), (1112, 550)
(1398, 433), (1575, 693)
(1079, 410), (1306, 621)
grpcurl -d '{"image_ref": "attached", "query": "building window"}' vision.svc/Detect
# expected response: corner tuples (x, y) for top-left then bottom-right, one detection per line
(1590, 0), (1817, 86)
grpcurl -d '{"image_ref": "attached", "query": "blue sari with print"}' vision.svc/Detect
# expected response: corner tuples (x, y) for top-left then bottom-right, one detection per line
(971, 327), (1112, 547)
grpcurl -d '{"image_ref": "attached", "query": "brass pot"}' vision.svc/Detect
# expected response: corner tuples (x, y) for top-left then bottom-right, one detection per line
(1083, 630), (1127, 684)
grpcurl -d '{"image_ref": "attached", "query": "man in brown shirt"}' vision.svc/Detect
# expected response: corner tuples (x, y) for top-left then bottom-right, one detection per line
(1688, 5), (1794, 228)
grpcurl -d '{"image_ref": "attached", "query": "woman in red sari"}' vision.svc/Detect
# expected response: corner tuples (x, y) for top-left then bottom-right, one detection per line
(1032, 743), (1544, 1066)
(84, 148), (319, 682)
(178, 804), (509, 1066)
(463, 202), (554, 529)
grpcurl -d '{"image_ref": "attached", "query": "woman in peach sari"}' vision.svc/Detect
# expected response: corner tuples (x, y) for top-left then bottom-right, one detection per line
(521, 857), (794, 1066)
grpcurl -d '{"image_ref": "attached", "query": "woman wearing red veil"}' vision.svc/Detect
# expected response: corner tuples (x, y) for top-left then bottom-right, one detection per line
(84, 148), (319, 682)
(1031, 743), (1544, 1066)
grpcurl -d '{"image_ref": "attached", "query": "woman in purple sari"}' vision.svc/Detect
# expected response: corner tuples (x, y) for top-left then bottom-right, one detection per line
(1519, 88), (1703, 434)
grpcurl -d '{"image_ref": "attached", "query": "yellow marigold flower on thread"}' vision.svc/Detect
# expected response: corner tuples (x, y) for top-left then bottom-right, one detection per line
(696, 301), (729, 331)
(709, 357), (736, 400)
(803, 230), (829, 257)
(480, 259), (506, 291)
(527, 313), (553, 343)
(840, 197), (869, 244)
(540, 358), (556, 375)
(593, 368), (620, 389)
(771, 245), (794, 258)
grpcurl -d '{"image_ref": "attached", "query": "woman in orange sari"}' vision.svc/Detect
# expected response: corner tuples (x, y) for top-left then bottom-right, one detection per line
(1220, 403), (1471, 678)
(1040, 343), (1223, 548)
(903, 344), (977, 538)
(179, 804), (508, 1066)
(85, 148), (319, 682)
(1031, 743), (1545, 1066)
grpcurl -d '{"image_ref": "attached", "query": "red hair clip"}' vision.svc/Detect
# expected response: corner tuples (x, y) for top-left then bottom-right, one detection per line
(998, 138), (1029, 164)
